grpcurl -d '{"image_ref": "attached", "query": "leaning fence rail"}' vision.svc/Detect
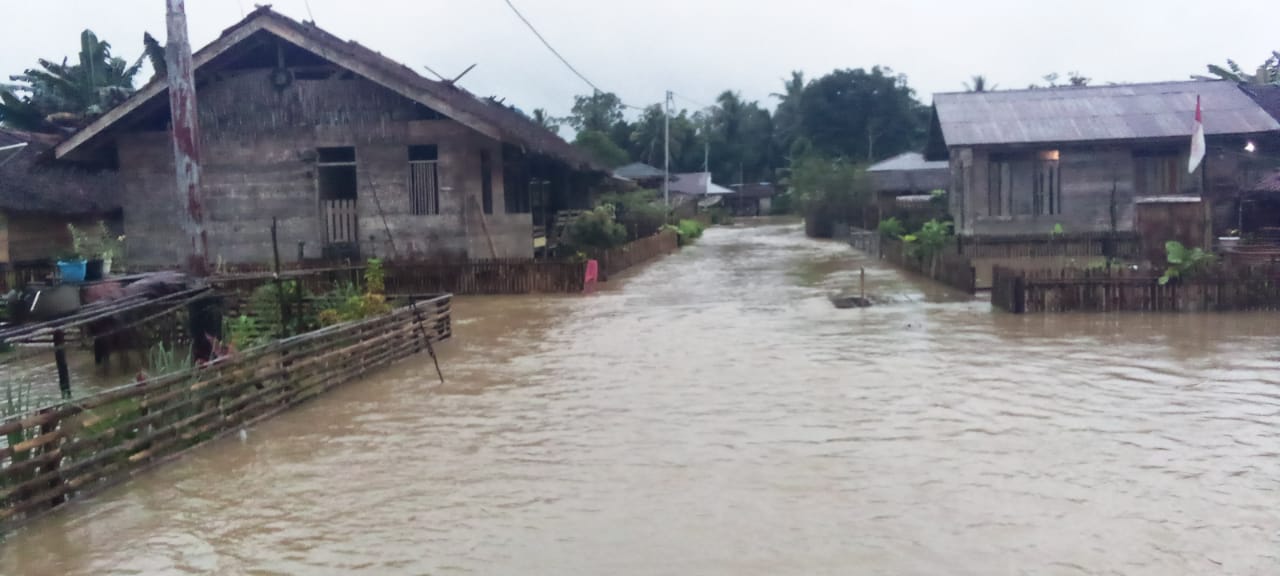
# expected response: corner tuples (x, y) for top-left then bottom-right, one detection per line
(595, 230), (679, 281)
(0, 295), (451, 530)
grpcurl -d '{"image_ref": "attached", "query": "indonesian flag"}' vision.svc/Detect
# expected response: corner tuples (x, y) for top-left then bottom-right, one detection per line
(1188, 95), (1206, 174)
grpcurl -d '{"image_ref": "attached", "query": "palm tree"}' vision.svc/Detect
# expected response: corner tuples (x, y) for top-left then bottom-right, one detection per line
(530, 108), (559, 134)
(0, 30), (145, 133)
(963, 75), (997, 92)
(1202, 52), (1280, 85)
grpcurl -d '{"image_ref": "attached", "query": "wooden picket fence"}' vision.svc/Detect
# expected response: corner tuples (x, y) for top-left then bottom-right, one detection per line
(881, 237), (977, 295)
(991, 265), (1280, 313)
(0, 296), (451, 529)
(960, 232), (1140, 260)
(385, 259), (586, 295)
(595, 230), (679, 281)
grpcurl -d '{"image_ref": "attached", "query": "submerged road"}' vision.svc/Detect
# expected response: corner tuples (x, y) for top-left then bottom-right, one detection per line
(4, 222), (1280, 575)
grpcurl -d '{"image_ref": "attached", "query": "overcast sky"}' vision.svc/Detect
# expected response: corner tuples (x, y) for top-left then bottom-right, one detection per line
(4, 0), (1277, 120)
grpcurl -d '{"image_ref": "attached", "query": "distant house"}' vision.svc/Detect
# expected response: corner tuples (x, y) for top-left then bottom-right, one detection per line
(867, 152), (949, 227)
(613, 162), (667, 189)
(0, 129), (120, 275)
(927, 80), (1280, 241)
(667, 172), (733, 214)
(723, 183), (777, 217)
(50, 7), (608, 267)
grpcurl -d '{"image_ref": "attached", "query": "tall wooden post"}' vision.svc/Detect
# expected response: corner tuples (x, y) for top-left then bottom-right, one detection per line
(165, 0), (208, 276)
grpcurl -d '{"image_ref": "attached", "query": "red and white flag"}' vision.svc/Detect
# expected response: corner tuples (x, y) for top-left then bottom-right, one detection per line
(1188, 95), (1206, 174)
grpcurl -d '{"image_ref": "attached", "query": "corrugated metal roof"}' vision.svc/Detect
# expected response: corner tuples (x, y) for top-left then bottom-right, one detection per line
(933, 81), (1280, 147)
(613, 162), (666, 180)
(867, 152), (948, 172)
(669, 172), (732, 196)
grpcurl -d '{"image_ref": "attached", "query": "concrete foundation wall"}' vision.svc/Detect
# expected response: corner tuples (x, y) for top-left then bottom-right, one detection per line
(117, 71), (529, 266)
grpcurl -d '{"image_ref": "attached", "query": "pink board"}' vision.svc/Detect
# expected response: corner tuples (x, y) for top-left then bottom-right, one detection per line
(584, 259), (599, 293)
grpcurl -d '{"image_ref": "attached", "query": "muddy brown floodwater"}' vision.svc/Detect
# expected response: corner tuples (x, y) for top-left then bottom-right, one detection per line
(4, 222), (1280, 575)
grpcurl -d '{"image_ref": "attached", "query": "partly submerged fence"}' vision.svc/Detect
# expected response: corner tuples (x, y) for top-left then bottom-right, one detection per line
(991, 265), (1280, 313)
(881, 237), (977, 295)
(596, 230), (678, 281)
(959, 232), (1141, 260)
(385, 259), (587, 295)
(0, 295), (451, 529)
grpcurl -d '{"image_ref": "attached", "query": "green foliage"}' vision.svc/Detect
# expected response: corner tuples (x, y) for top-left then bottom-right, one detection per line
(564, 205), (628, 252)
(0, 30), (147, 132)
(67, 220), (122, 259)
(878, 217), (906, 239)
(147, 341), (193, 377)
(599, 189), (668, 240)
(573, 129), (630, 168)
(707, 208), (733, 226)
(365, 258), (385, 295)
(904, 219), (953, 261)
(248, 281), (314, 338)
(798, 67), (926, 161)
(225, 315), (264, 350)
(674, 219), (706, 245)
(788, 155), (873, 236)
(1051, 223), (1065, 236)
(1203, 52), (1279, 85)
(1159, 241), (1217, 285)
(568, 92), (625, 133)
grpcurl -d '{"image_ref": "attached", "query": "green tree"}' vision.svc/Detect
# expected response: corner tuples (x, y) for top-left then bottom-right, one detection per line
(706, 91), (773, 184)
(798, 67), (926, 162)
(1202, 52), (1279, 85)
(963, 75), (996, 92)
(771, 71), (806, 167)
(567, 91), (624, 133)
(573, 130), (629, 168)
(530, 108), (559, 133)
(0, 30), (146, 132)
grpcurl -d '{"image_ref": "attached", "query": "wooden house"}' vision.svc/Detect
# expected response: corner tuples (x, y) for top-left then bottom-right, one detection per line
(0, 129), (121, 278)
(926, 81), (1280, 243)
(723, 183), (777, 217)
(867, 152), (949, 229)
(50, 7), (608, 267)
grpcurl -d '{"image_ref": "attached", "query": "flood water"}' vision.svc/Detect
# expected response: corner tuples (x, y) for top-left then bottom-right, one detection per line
(4, 222), (1280, 575)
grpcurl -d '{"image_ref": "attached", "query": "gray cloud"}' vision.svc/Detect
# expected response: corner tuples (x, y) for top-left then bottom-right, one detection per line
(3, 0), (1275, 120)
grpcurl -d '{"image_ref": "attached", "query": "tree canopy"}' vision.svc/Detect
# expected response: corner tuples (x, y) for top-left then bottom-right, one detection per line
(0, 30), (150, 133)
(798, 67), (927, 162)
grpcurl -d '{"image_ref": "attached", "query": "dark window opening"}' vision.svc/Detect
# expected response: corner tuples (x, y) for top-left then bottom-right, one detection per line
(409, 145), (440, 215)
(480, 151), (494, 215)
(318, 146), (356, 164)
(1134, 149), (1183, 197)
(1033, 150), (1061, 216)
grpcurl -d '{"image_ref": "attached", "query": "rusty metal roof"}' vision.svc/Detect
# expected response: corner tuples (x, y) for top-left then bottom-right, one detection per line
(933, 81), (1280, 147)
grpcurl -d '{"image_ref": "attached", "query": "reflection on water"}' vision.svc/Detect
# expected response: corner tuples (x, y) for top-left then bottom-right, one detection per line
(4, 223), (1280, 576)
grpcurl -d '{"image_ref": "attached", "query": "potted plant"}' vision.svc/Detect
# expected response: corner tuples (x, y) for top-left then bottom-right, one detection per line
(56, 249), (87, 284)
(98, 223), (125, 276)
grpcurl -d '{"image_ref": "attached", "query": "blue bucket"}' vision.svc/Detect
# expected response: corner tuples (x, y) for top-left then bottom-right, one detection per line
(57, 260), (87, 284)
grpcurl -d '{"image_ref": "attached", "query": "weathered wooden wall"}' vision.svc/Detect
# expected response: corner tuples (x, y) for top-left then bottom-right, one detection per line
(117, 72), (527, 267)
(951, 145), (1138, 237)
(1134, 199), (1211, 263)
(0, 213), (114, 264)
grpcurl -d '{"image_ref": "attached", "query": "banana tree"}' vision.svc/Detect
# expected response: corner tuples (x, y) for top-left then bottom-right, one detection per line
(0, 30), (146, 132)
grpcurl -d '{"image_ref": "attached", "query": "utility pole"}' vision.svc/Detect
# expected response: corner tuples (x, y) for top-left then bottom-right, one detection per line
(165, 0), (208, 276)
(663, 90), (672, 208)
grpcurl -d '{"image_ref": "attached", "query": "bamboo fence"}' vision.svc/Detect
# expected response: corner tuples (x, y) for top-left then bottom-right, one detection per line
(991, 265), (1280, 313)
(0, 295), (451, 530)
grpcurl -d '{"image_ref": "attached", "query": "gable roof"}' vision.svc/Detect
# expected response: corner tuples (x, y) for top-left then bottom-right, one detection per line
(54, 6), (604, 172)
(1239, 84), (1280, 124)
(0, 129), (120, 215)
(669, 172), (732, 196)
(613, 162), (666, 180)
(931, 80), (1280, 148)
(867, 152), (948, 172)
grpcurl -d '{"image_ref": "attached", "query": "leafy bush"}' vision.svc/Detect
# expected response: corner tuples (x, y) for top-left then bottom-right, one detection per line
(1159, 240), (1216, 285)
(565, 205), (627, 252)
(673, 219), (706, 245)
(707, 208), (734, 226)
(877, 217), (905, 239)
(600, 189), (667, 240)
(903, 219), (952, 261)
(365, 258), (385, 295)
(248, 281), (314, 337)
(225, 314), (265, 349)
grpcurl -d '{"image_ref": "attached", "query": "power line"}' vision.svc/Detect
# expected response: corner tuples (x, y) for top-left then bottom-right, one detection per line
(499, 0), (648, 110)
(672, 92), (715, 110)
(500, 0), (602, 94)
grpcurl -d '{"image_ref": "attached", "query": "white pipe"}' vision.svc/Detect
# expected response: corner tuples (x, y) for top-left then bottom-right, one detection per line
(0, 143), (29, 152)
